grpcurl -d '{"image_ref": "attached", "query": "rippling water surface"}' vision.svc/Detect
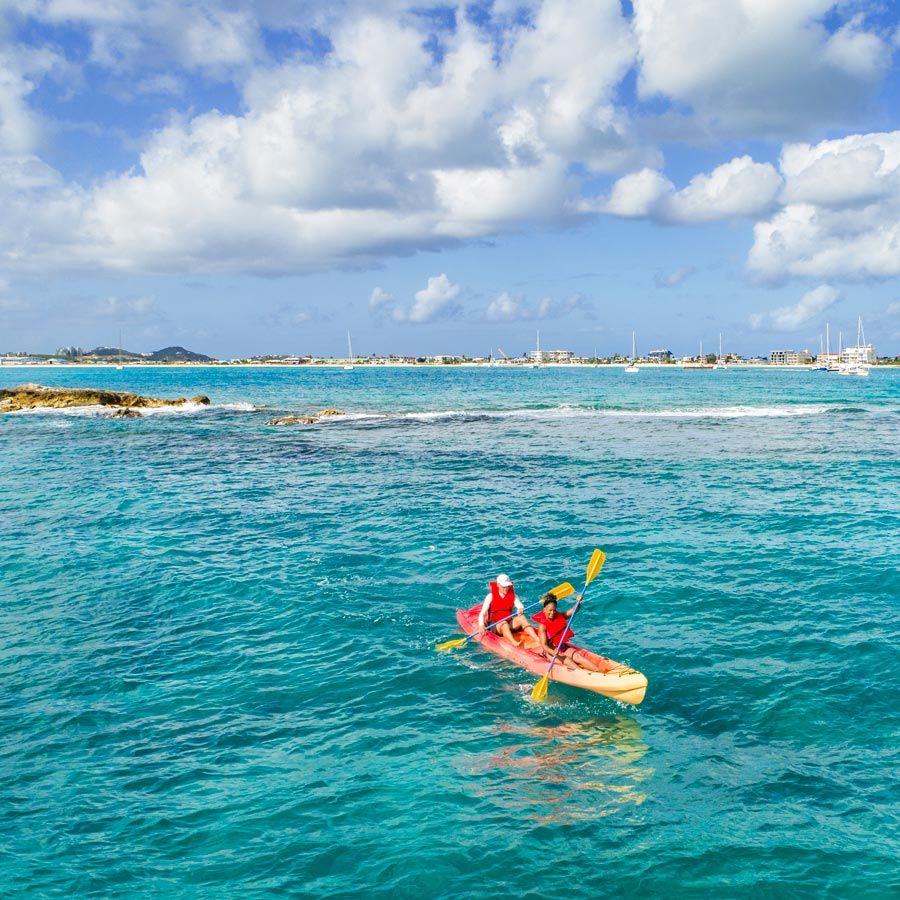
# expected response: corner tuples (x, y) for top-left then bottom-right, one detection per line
(1, 366), (898, 897)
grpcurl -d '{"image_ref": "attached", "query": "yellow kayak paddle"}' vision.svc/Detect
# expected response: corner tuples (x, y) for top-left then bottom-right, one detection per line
(435, 581), (575, 652)
(531, 549), (606, 702)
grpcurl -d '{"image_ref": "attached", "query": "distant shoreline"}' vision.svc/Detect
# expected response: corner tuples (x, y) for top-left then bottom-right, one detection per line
(1, 362), (898, 370)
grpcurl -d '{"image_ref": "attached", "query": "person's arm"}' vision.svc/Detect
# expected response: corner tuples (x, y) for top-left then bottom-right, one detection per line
(514, 595), (524, 615)
(477, 593), (492, 630)
(536, 622), (551, 655)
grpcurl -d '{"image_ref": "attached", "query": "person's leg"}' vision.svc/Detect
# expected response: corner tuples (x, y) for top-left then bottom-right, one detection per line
(510, 614), (539, 644)
(496, 621), (517, 644)
(569, 649), (603, 672)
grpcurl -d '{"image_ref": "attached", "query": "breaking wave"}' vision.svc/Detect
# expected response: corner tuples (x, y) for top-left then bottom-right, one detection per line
(6, 400), (258, 418)
(7, 402), (866, 424)
(318, 403), (837, 426)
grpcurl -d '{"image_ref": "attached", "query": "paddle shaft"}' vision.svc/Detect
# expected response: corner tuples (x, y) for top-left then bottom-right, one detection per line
(472, 599), (540, 639)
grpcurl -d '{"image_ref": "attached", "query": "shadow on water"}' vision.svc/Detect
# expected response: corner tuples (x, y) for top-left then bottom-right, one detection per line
(460, 714), (652, 825)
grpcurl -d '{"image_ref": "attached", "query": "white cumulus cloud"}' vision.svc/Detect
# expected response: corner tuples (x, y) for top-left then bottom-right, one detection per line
(369, 287), (394, 312)
(0, 1), (650, 274)
(485, 292), (530, 322)
(749, 284), (839, 331)
(655, 265), (695, 288)
(393, 274), (461, 323)
(597, 156), (782, 224)
(600, 168), (672, 219)
(536, 293), (590, 319)
(0, 0), (897, 284)
(633, 0), (891, 137)
(484, 290), (589, 321)
(750, 131), (900, 280)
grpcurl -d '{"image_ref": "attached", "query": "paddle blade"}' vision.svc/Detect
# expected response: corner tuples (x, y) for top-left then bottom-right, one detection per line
(435, 637), (467, 652)
(585, 549), (606, 585)
(548, 582), (575, 600)
(531, 674), (549, 702)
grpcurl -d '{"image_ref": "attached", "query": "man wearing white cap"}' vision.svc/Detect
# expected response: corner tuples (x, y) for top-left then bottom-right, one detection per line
(477, 573), (539, 646)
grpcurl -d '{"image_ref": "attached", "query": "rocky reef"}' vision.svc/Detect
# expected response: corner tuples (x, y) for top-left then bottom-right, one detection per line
(0, 384), (211, 415)
(266, 409), (345, 426)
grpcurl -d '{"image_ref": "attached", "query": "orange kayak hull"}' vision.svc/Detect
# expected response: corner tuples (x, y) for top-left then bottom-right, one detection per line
(456, 607), (648, 705)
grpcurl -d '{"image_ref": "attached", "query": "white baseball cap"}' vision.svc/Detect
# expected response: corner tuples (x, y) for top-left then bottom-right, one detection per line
(497, 573), (513, 587)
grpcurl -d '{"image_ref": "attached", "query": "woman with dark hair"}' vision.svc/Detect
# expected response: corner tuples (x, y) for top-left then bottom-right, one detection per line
(532, 593), (603, 672)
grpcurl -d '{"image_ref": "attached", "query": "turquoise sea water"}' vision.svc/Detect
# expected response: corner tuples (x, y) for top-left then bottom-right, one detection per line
(1, 366), (898, 898)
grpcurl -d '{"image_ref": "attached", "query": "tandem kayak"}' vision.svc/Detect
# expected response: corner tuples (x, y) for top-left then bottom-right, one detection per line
(456, 606), (648, 705)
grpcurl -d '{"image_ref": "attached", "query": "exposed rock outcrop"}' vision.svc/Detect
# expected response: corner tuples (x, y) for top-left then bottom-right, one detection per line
(0, 384), (212, 413)
(265, 409), (345, 426)
(266, 415), (319, 426)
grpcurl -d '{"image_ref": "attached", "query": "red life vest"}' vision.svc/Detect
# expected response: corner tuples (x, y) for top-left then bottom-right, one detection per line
(533, 610), (573, 648)
(487, 581), (516, 624)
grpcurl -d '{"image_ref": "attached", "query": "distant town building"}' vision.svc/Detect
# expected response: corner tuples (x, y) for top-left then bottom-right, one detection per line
(255, 356), (311, 364)
(528, 349), (575, 363)
(0, 355), (45, 365)
(646, 349), (673, 362)
(840, 344), (876, 364)
(57, 346), (86, 357)
(770, 350), (813, 365)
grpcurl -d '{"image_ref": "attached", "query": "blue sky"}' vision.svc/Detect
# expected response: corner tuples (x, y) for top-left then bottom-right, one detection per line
(2, 0), (900, 358)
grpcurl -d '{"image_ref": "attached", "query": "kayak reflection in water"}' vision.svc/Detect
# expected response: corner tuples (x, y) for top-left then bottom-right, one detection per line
(533, 593), (604, 672)
(477, 573), (539, 647)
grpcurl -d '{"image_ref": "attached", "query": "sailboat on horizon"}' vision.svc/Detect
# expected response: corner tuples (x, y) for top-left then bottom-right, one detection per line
(836, 317), (871, 377)
(343, 331), (354, 370)
(624, 331), (639, 373)
(116, 329), (124, 370)
(812, 325), (829, 371)
(715, 333), (727, 369)
(683, 339), (714, 369)
(530, 330), (541, 367)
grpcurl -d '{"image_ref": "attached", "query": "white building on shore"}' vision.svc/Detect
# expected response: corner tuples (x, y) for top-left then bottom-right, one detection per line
(0, 354), (46, 365)
(770, 350), (813, 365)
(528, 349), (575, 364)
(840, 344), (876, 365)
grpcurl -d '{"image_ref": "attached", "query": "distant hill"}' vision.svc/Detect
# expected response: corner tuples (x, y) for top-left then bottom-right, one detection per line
(88, 346), (143, 359)
(146, 346), (215, 362)
(83, 345), (214, 362)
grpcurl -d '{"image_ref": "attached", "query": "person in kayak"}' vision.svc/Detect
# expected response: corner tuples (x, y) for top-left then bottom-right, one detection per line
(532, 593), (603, 672)
(477, 573), (539, 646)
